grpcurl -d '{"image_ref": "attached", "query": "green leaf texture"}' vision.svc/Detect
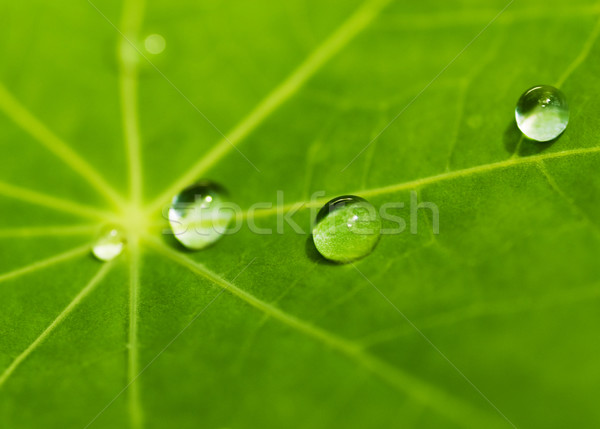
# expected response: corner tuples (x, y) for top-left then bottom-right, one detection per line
(1, 0), (599, 427)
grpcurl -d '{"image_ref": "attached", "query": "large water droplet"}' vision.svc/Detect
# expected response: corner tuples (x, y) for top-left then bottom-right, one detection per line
(515, 85), (569, 142)
(92, 226), (125, 261)
(168, 181), (233, 250)
(312, 196), (381, 263)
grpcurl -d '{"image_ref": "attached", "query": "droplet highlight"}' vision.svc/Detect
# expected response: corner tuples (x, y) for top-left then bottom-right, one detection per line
(168, 181), (233, 250)
(92, 226), (125, 261)
(144, 34), (166, 55)
(515, 85), (569, 142)
(312, 196), (381, 263)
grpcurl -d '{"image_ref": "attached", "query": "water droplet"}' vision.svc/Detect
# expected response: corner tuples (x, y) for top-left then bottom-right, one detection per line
(92, 226), (125, 261)
(312, 196), (381, 263)
(515, 85), (569, 142)
(168, 181), (233, 250)
(144, 34), (166, 55)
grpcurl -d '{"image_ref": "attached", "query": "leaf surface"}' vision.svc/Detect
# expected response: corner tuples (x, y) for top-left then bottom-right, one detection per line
(1, 0), (600, 428)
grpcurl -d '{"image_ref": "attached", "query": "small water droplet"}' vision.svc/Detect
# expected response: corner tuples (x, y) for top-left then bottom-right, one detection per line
(312, 196), (381, 263)
(144, 34), (166, 55)
(515, 85), (569, 142)
(168, 181), (233, 250)
(92, 226), (125, 261)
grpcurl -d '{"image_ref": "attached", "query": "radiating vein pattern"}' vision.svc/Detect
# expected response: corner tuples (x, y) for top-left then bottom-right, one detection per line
(0, 83), (125, 208)
(1, 1), (600, 428)
(145, 0), (393, 214)
(147, 237), (503, 427)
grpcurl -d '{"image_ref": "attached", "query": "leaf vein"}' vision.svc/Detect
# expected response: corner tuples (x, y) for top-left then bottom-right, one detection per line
(0, 180), (118, 222)
(240, 145), (600, 219)
(147, 237), (500, 427)
(145, 0), (393, 214)
(0, 83), (125, 209)
(0, 261), (113, 388)
(0, 245), (89, 285)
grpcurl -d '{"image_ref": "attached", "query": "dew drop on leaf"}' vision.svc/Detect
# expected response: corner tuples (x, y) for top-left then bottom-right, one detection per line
(515, 85), (569, 142)
(312, 195), (381, 263)
(92, 226), (125, 261)
(144, 33), (166, 55)
(168, 181), (233, 250)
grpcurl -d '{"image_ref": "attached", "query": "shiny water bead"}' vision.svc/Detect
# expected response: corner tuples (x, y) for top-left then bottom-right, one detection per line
(168, 181), (233, 250)
(312, 196), (381, 263)
(92, 226), (125, 261)
(515, 85), (569, 142)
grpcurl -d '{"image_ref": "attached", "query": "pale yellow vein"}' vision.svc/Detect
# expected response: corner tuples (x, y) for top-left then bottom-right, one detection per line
(0, 262), (113, 388)
(118, 0), (146, 206)
(127, 235), (143, 429)
(0, 83), (125, 209)
(445, 36), (502, 169)
(237, 145), (600, 220)
(0, 245), (89, 284)
(145, 0), (393, 215)
(556, 14), (600, 87)
(0, 180), (117, 222)
(509, 13), (599, 158)
(0, 224), (98, 238)
(231, 265), (318, 374)
(146, 237), (500, 427)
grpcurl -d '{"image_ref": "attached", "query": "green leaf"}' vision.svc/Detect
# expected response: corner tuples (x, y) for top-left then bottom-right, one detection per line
(1, 0), (599, 428)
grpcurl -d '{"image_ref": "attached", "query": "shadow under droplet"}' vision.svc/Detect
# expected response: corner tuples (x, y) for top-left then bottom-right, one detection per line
(305, 235), (339, 266)
(160, 231), (190, 252)
(503, 119), (522, 155)
(519, 134), (560, 157)
(503, 118), (560, 158)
